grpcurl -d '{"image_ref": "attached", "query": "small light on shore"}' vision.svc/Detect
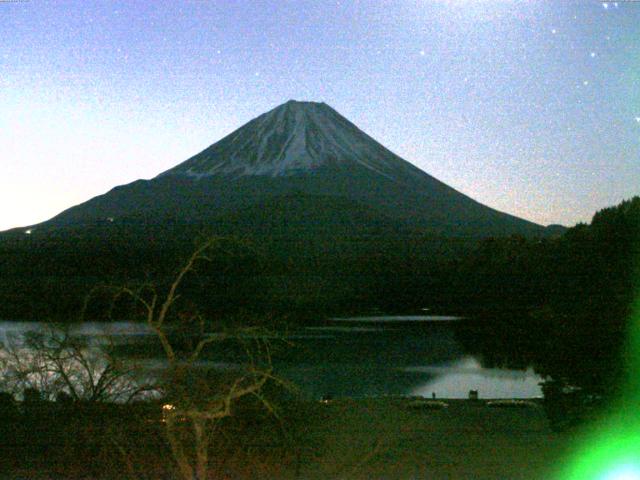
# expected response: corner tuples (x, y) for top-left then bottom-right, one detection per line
(161, 403), (176, 423)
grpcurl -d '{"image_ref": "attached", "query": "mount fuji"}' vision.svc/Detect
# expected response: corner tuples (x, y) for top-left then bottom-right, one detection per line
(0, 100), (559, 320)
(28, 100), (545, 238)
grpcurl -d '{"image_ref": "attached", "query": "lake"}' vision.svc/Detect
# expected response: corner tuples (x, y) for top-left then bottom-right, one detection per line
(0, 316), (543, 400)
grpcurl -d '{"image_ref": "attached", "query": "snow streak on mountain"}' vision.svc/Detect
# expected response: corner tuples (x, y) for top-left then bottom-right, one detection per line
(160, 100), (422, 181)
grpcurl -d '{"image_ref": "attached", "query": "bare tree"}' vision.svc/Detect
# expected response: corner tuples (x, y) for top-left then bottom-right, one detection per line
(86, 237), (284, 480)
(0, 326), (154, 403)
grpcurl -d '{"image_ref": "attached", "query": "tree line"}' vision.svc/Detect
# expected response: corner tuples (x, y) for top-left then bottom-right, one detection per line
(0, 196), (638, 397)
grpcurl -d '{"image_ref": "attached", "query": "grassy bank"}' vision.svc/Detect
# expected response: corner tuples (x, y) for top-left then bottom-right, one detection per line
(0, 397), (579, 479)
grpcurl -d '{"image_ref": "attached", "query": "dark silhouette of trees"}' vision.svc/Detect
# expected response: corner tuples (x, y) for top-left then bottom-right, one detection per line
(453, 196), (639, 404)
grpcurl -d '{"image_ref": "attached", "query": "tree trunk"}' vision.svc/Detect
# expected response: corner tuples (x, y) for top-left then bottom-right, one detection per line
(193, 417), (209, 480)
(166, 414), (194, 480)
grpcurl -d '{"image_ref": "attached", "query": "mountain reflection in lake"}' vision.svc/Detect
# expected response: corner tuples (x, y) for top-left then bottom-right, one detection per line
(0, 316), (543, 400)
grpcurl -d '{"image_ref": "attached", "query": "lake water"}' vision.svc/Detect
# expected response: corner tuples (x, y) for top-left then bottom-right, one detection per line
(0, 317), (543, 400)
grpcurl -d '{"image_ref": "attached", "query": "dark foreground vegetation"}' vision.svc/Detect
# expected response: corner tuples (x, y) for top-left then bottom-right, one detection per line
(0, 395), (569, 480)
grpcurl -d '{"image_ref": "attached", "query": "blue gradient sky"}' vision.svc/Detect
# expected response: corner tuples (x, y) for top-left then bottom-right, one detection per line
(1, 0), (639, 230)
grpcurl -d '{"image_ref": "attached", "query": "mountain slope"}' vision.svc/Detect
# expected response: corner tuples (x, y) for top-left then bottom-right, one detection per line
(33, 100), (545, 238)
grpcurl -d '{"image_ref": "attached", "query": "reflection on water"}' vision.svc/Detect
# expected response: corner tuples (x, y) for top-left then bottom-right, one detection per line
(305, 326), (384, 333)
(0, 317), (543, 400)
(330, 315), (462, 323)
(0, 321), (154, 345)
(407, 357), (542, 399)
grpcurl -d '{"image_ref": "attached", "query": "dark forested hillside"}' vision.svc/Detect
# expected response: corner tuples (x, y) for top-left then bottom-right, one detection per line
(453, 196), (639, 402)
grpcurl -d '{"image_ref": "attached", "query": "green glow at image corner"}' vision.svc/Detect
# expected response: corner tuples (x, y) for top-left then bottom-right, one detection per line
(557, 293), (640, 480)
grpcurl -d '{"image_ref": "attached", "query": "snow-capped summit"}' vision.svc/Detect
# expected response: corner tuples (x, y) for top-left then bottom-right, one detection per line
(160, 100), (420, 180)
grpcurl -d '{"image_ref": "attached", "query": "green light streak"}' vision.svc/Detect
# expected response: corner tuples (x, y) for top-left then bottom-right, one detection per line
(556, 287), (640, 479)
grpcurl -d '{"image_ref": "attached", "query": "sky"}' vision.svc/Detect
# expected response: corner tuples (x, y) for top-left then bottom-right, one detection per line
(1, 0), (639, 231)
